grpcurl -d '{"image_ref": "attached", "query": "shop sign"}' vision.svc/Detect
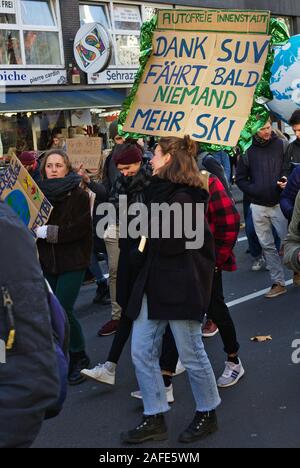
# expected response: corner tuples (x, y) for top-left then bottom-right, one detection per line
(0, 0), (15, 14)
(0, 69), (67, 86)
(0, 155), (53, 237)
(88, 67), (138, 85)
(74, 23), (112, 74)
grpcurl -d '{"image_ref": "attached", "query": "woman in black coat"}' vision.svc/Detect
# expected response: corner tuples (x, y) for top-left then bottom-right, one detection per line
(121, 136), (221, 445)
(36, 150), (92, 385)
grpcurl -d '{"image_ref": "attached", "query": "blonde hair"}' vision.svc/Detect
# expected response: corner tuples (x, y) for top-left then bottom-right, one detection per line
(157, 136), (206, 189)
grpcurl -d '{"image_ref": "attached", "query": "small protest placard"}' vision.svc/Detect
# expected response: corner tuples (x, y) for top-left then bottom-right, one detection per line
(0, 155), (52, 237)
(66, 137), (102, 171)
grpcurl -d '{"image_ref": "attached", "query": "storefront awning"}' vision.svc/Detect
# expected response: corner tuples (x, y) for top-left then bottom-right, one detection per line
(0, 88), (127, 113)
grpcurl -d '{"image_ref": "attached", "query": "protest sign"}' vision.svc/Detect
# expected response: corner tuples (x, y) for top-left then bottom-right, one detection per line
(123, 9), (271, 147)
(66, 137), (102, 170)
(0, 155), (52, 237)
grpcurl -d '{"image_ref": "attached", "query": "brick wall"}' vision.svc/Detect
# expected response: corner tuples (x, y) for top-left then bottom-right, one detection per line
(58, 0), (86, 83)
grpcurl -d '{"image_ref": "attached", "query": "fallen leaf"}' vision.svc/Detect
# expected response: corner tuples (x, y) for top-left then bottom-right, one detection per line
(251, 335), (272, 342)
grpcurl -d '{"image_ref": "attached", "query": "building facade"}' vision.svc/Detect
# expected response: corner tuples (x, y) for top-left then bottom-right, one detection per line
(0, 0), (299, 157)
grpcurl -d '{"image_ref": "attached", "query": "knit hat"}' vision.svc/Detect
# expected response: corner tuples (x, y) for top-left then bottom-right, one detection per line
(112, 143), (143, 166)
(19, 151), (37, 165)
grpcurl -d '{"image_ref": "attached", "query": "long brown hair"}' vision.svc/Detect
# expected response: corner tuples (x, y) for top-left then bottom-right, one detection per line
(40, 149), (73, 179)
(157, 136), (206, 189)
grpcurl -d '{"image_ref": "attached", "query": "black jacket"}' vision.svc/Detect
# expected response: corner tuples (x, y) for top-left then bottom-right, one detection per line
(0, 201), (59, 448)
(37, 187), (92, 275)
(125, 179), (215, 322)
(282, 138), (300, 177)
(236, 133), (286, 207)
(115, 163), (153, 310)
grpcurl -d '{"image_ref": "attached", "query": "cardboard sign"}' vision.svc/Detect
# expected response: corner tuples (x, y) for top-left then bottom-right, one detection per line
(123, 9), (271, 147)
(66, 137), (102, 170)
(0, 155), (52, 237)
(157, 9), (270, 34)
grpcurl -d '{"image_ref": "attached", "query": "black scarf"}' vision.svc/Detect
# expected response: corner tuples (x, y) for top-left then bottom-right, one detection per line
(39, 172), (81, 203)
(110, 163), (153, 206)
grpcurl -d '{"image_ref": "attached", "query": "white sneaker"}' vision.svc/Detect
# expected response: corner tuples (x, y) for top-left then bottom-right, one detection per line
(131, 384), (174, 403)
(174, 360), (186, 376)
(252, 256), (266, 271)
(217, 359), (245, 388)
(80, 361), (116, 385)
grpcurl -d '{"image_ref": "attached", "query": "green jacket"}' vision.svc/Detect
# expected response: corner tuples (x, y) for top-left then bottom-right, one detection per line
(283, 191), (300, 272)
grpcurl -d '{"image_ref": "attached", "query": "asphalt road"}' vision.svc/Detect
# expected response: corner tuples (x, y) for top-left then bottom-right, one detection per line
(32, 228), (300, 449)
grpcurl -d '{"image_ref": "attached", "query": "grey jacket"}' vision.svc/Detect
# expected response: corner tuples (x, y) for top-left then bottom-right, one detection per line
(0, 201), (60, 448)
(283, 191), (300, 272)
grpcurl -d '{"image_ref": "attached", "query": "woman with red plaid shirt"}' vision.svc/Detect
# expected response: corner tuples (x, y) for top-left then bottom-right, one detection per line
(202, 174), (244, 387)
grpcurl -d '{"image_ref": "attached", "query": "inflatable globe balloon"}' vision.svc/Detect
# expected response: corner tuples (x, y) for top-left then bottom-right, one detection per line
(5, 190), (31, 226)
(268, 35), (300, 123)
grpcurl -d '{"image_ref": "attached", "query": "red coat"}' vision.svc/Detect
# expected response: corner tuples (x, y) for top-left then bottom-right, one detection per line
(207, 176), (240, 272)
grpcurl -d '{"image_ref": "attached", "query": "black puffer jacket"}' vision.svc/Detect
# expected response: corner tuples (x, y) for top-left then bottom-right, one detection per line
(236, 133), (286, 207)
(0, 201), (59, 448)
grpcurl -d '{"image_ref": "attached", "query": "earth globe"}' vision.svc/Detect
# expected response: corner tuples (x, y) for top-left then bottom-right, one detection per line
(5, 190), (31, 226)
(268, 35), (300, 123)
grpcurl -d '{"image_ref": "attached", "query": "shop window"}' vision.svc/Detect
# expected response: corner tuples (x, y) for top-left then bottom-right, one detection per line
(0, 14), (16, 24)
(79, 4), (109, 28)
(0, 30), (22, 65)
(115, 34), (140, 66)
(143, 4), (171, 22)
(0, 0), (63, 68)
(113, 4), (141, 31)
(143, 7), (157, 22)
(24, 30), (61, 65)
(21, 0), (55, 27)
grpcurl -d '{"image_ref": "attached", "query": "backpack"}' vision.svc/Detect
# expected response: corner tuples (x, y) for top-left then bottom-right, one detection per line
(44, 280), (69, 419)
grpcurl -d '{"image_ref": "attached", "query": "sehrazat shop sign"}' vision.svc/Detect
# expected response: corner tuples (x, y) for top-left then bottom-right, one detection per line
(123, 9), (271, 147)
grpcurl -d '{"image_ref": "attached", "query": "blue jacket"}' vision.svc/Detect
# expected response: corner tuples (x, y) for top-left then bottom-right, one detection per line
(280, 165), (300, 221)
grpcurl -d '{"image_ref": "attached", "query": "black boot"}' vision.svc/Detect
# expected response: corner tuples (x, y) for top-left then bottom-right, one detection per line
(68, 352), (90, 386)
(178, 410), (218, 443)
(93, 281), (110, 305)
(121, 414), (168, 444)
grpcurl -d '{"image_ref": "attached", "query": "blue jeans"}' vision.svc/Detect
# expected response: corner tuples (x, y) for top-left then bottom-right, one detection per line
(131, 296), (221, 416)
(89, 252), (106, 284)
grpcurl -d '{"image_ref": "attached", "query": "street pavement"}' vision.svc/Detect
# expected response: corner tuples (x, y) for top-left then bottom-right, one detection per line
(33, 196), (300, 449)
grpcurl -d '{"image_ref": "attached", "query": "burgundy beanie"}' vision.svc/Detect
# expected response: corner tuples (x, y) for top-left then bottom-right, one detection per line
(112, 143), (143, 166)
(19, 151), (37, 165)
